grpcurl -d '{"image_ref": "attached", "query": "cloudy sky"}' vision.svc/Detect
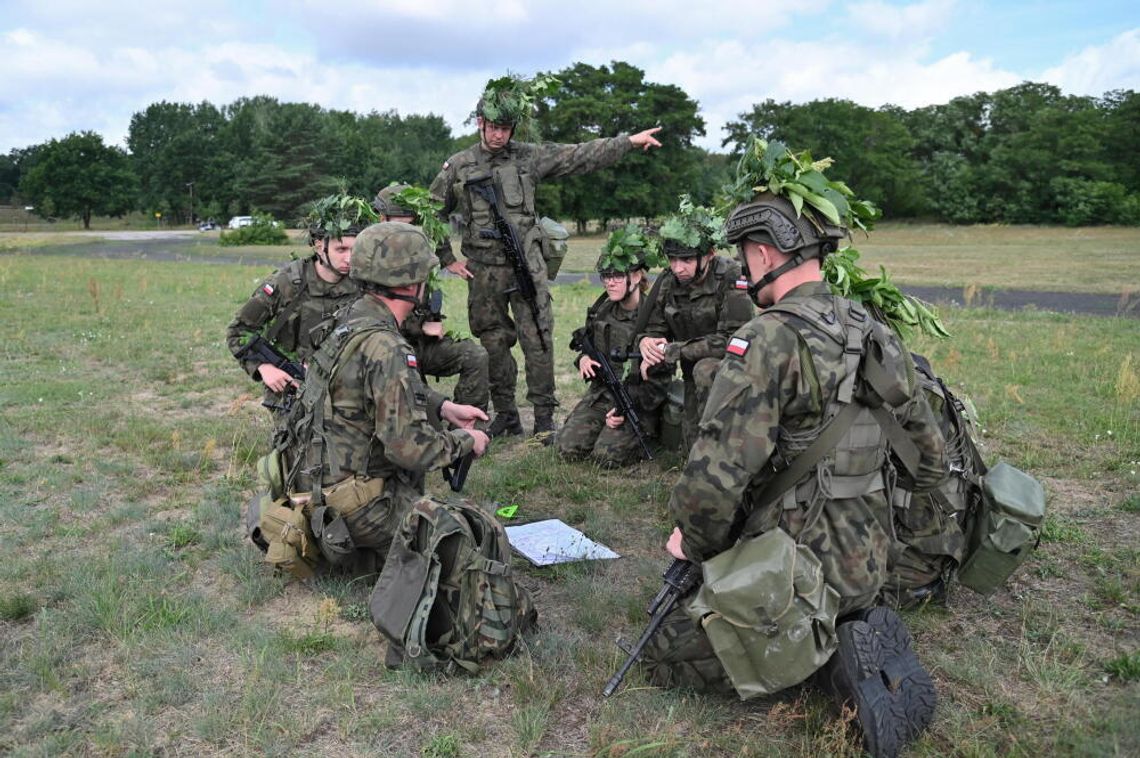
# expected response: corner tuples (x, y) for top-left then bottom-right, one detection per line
(2, 0), (1137, 154)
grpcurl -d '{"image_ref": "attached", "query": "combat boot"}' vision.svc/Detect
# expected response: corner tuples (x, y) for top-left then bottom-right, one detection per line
(532, 408), (557, 446)
(488, 410), (523, 438)
(816, 607), (936, 758)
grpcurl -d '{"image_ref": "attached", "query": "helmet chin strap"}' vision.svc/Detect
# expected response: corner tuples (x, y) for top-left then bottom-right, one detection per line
(745, 252), (803, 306)
(318, 239), (347, 281)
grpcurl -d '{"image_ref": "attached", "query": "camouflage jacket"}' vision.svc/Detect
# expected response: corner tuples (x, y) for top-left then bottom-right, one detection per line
(310, 296), (474, 487)
(575, 293), (669, 412)
(429, 136), (632, 267)
(226, 256), (360, 379)
(669, 281), (946, 565)
(639, 256), (754, 373)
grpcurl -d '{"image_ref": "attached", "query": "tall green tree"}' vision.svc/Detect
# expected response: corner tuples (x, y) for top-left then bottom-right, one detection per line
(535, 61), (705, 231)
(18, 132), (137, 229)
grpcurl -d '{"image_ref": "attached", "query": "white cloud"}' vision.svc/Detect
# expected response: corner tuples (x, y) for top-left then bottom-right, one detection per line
(847, 0), (957, 42)
(1040, 28), (1140, 95)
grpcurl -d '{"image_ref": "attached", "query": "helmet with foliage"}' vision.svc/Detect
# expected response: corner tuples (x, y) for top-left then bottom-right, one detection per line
(473, 72), (561, 138)
(350, 222), (437, 288)
(304, 192), (378, 246)
(372, 183), (413, 219)
(724, 191), (845, 259)
(659, 195), (727, 259)
(594, 224), (663, 275)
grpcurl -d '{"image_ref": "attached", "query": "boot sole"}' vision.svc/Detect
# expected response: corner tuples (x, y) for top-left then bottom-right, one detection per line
(832, 620), (905, 758)
(862, 607), (937, 740)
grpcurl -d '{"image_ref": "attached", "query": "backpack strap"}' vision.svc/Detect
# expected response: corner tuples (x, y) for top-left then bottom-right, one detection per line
(263, 260), (310, 345)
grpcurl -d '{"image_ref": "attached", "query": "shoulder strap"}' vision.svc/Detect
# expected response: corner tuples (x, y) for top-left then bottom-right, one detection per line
(264, 260), (310, 345)
(633, 270), (669, 337)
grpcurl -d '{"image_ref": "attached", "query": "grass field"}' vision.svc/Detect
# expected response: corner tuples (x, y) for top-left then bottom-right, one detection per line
(0, 235), (1137, 756)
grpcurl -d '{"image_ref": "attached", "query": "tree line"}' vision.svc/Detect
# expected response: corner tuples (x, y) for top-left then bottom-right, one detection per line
(1, 64), (1136, 229)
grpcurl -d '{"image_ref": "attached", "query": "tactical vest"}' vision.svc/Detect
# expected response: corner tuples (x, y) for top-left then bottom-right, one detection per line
(744, 292), (920, 535)
(264, 258), (359, 361)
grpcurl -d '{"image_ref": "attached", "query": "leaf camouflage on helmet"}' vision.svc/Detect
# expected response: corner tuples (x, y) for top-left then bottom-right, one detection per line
(472, 72), (562, 142)
(389, 184), (452, 251)
(659, 195), (728, 258)
(595, 223), (665, 274)
(303, 192), (379, 245)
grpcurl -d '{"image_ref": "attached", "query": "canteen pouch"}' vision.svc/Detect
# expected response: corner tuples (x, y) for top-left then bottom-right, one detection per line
(957, 462), (1045, 595)
(684, 528), (840, 700)
(537, 216), (569, 280)
(259, 497), (318, 579)
(256, 449), (285, 501)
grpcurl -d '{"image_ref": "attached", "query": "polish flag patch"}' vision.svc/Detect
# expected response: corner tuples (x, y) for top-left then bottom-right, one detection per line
(734, 278), (750, 290)
(261, 283), (275, 296)
(405, 353), (419, 368)
(727, 337), (750, 357)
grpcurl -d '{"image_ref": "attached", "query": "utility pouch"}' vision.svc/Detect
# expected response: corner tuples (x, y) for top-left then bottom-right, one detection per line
(256, 449), (284, 501)
(259, 497), (318, 579)
(957, 462), (1045, 595)
(323, 475), (385, 519)
(536, 216), (569, 280)
(684, 528), (840, 700)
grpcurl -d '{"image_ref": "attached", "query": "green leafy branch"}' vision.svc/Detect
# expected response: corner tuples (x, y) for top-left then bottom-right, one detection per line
(597, 223), (666, 272)
(475, 72), (562, 142)
(823, 247), (950, 341)
(303, 193), (377, 240)
(659, 194), (728, 252)
(391, 185), (450, 250)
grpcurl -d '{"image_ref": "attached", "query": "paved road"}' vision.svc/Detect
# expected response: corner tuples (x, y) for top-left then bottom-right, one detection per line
(7, 233), (1137, 319)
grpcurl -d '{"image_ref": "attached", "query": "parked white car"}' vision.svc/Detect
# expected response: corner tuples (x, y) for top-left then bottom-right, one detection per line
(227, 215), (254, 229)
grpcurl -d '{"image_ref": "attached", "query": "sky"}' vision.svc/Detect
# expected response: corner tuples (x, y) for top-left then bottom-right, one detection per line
(1, 0), (1137, 155)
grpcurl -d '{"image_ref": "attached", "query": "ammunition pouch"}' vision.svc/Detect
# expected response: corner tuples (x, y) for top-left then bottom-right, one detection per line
(684, 528), (840, 699)
(957, 462), (1045, 595)
(258, 497), (319, 579)
(310, 476), (386, 565)
(536, 216), (569, 280)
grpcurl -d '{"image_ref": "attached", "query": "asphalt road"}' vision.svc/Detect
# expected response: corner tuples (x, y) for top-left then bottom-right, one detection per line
(8, 232), (1137, 319)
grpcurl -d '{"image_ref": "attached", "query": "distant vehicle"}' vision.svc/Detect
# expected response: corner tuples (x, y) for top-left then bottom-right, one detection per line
(227, 216), (254, 229)
(198, 219), (218, 232)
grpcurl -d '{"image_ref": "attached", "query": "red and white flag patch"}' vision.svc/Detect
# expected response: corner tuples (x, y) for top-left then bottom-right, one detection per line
(734, 278), (750, 290)
(261, 283), (275, 296)
(727, 337), (750, 357)
(405, 353), (419, 368)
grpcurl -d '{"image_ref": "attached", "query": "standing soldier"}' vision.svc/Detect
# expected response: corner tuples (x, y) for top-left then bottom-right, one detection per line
(282, 222), (490, 575)
(641, 191), (947, 758)
(374, 183), (490, 419)
(429, 73), (663, 440)
(637, 198), (754, 450)
(226, 193), (374, 418)
(555, 226), (668, 467)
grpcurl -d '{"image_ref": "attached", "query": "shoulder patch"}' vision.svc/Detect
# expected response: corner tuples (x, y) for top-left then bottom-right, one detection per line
(405, 353), (419, 369)
(261, 283), (275, 296)
(734, 278), (750, 290)
(726, 336), (751, 357)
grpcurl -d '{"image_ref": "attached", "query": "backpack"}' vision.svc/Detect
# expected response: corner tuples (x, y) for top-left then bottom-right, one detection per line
(369, 496), (537, 672)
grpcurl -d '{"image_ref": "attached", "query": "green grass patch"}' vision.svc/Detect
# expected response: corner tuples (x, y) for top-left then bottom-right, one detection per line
(1104, 650), (1140, 681)
(0, 592), (39, 621)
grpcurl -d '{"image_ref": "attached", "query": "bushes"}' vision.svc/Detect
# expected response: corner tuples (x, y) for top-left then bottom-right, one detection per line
(218, 213), (288, 246)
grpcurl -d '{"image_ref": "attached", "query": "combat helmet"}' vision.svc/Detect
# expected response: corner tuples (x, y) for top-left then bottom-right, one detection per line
(350, 222), (437, 290)
(372, 183), (413, 220)
(724, 191), (846, 259)
(304, 192), (379, 246)
(595, 223), (660, 276)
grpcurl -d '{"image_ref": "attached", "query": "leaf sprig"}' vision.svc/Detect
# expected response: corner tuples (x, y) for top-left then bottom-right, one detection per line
(391, 185), (450, 250)
(823, 247), (950, 340)
(659, 195), (728, 252)
(719, 136), (880, 234)
(474, 72), (562, 142)
(303, 193), (378, 242)
(597, 223), (665, 272)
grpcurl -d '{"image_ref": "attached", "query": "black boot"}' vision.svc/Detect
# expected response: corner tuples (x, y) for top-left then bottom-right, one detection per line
(532, 409), (557, 446)
(488, 410), (523, 438)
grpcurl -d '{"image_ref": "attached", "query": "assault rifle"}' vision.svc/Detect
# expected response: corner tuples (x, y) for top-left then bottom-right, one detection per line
(427, 289), (444, 322)
(569, 327), (653, 461)
(463, 174), (548, 352)
(603, 558), (702, 697)
(236, 334), (305, 412)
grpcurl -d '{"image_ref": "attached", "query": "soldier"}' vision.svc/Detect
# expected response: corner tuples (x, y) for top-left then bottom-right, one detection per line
(636, 200), (754, 450)
(555, 228), (668, 467)
(429, 74), (663, 440)
(225, 193), (373, 415)
(374, 183), (490, 418)
(283, 221), (490, 575)
(641, 193), (947, 758)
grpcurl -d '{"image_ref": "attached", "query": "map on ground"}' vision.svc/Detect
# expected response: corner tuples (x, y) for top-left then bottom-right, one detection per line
(505, 519), (620, 566)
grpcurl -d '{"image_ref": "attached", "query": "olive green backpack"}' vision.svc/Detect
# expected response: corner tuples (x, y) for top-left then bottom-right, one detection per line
(369, 496), (537, 671)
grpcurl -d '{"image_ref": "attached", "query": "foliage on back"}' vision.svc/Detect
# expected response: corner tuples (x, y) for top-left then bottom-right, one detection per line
(390, 184), (451, 250)
(823, 248), (950, 341)
(659, 195), (728, 256)
(719, 136), (880, 234)
(303, 192), (378, 244)
(595, 223), (665, 273)
(474, 72), (562, 142)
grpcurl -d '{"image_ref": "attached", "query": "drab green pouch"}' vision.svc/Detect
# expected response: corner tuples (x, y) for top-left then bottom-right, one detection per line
(684, 528), (840, 700)
(537, 216), (569, 280)
(957, 461), (1045, 595)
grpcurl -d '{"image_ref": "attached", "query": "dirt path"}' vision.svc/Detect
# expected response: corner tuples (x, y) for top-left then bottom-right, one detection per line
(7, 235), (1137, 319)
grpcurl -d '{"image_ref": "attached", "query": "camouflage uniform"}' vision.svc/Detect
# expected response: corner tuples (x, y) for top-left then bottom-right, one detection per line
(226, 256), (359, 411)
(555, 294), (668, 467)
(400, 291), (490, 414)
(643, 281), (947, 691)
(429, 136), (634, 421)
(637, 255), (754, 449)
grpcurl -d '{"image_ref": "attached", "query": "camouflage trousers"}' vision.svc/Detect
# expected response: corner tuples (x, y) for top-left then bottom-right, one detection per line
(315, 479), (422, 578)
(416, 334), (490, 413)
(881, 490), (966, 604)
(641, 604), (736, 694)
(554, 384), (657, 467)
(682, 357), (721, 450)
(466, 259), (556, 416)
